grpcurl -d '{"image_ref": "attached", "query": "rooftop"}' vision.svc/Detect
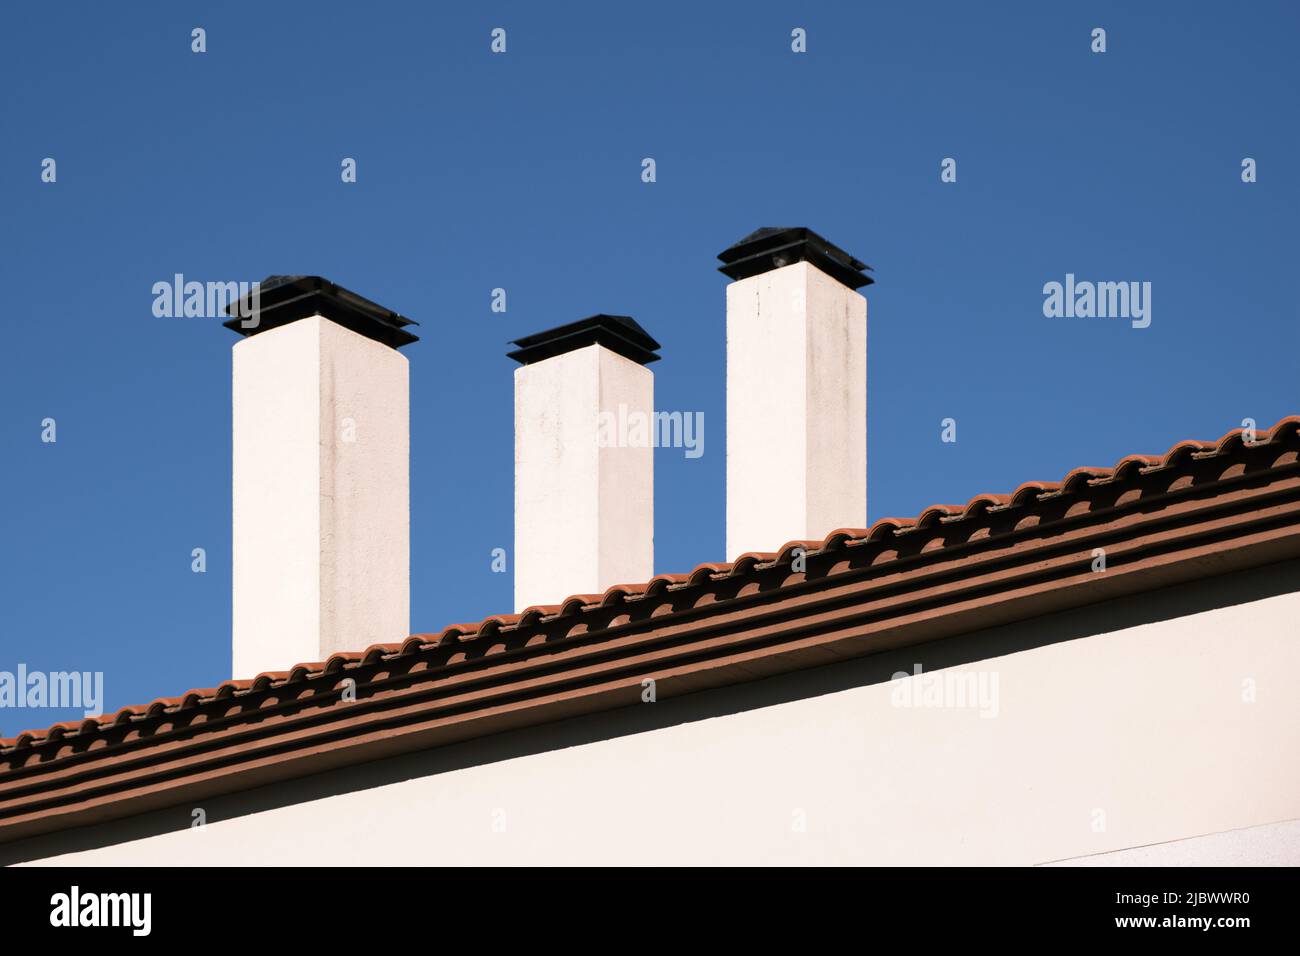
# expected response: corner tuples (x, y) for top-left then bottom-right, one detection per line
(2, 414), (1298, 844)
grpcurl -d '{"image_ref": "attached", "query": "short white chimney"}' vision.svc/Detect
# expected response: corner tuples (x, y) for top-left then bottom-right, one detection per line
(719, 228), (871, 559)
(227, 276), (417, 678)
(509, 315), (659, 611)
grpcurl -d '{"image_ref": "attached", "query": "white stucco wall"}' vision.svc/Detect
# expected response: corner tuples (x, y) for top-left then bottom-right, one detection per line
(15, 570), (1300, 866)
(726, 261), (867, 560)
(232, 317), (409, 678)
(513, 344), (653, 611)
(1044, 817), (1300, 867)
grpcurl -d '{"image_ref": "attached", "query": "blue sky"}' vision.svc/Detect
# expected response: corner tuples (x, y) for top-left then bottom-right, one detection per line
(2, 1), (1296, 734)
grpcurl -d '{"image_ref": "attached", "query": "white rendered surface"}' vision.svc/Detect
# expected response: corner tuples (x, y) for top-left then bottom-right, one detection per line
(22, 574), (1300, 866)
(232, 316), (409, 678)
(513, 344), (653, 611)
(726, 261), (866, 560)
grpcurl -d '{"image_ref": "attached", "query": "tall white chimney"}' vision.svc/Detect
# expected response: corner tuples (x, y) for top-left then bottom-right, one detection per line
(226, 276), (417, 678)
(719, 228), (871, 559)
(509, 315), (659, 612)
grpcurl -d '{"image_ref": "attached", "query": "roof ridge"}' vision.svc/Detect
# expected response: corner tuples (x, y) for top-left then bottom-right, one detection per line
(3, 414), (1298, 753)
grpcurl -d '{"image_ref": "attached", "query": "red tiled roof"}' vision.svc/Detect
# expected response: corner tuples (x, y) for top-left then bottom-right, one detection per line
(2, 413), (1299, 847)
(3, 414), (1296, 755)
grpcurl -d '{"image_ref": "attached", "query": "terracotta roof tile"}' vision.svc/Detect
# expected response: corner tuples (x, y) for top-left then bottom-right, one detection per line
(2, 414), (1298, 755)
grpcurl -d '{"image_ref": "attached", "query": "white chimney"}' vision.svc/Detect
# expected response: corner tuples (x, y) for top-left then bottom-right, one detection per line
(719, 228), (870, 559)
(227, 276), (417, 678)
(509, 315), (659, 611)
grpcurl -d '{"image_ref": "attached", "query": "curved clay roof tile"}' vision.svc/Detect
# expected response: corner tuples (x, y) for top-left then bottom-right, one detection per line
(5, 414), (1297, 757)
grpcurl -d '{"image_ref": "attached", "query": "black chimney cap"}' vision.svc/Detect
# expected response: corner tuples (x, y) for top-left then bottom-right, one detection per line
(717, 227), (873, 289)
(223, 275), (419, 349)
(507, 315), (660, 366)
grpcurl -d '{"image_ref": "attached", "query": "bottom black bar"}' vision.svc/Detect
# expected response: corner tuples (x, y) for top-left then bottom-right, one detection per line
(0, 865), (1291, 942)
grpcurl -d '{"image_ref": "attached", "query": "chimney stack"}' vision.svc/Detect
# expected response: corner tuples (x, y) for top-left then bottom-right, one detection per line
(226, 276), (417, 679)
(509, 315), (659, 611)
(718, 228), (871, 559)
